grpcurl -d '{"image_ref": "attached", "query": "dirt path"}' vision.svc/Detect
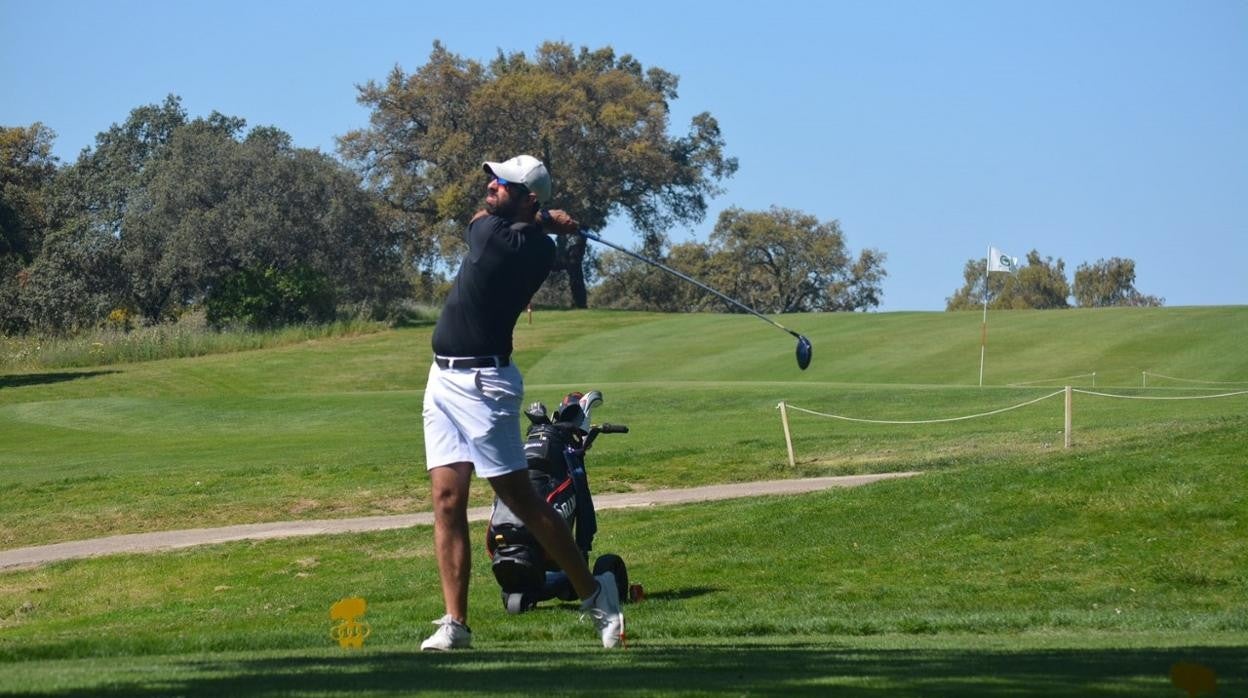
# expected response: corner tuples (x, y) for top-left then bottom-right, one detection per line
(0, 472), (918, 570)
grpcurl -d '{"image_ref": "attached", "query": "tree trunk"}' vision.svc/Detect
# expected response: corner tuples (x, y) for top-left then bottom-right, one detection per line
(566, 237), (588, 308)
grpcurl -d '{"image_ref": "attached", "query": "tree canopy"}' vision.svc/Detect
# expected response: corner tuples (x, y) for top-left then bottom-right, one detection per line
(1073, 257), (1163, 307)
(339, 41), (738, 306)
(947, 251), (1163, 311)
(1, 123), (59, 332)
(946, 250), (1072, 310)
(4, 97), (407, 334)
(591, 206), (887, 313)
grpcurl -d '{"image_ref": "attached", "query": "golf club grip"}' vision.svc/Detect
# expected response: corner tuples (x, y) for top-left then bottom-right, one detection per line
(598, 423), (629, 434)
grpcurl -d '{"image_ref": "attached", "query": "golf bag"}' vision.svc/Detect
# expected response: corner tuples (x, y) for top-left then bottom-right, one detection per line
(486, 390), (630, 614)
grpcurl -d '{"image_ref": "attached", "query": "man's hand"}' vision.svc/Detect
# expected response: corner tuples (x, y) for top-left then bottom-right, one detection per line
(540, 209), (580, 235)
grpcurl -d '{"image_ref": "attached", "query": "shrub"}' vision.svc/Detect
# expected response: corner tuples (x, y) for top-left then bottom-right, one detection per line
(205, 266), (335, 330)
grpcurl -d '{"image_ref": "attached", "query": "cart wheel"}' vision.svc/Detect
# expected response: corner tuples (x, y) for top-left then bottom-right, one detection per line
(503, 592), (529, 614)
(592, 553), (629, 602)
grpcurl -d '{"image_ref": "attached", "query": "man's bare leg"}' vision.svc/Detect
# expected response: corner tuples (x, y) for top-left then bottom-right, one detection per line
(430, 462), (473, 621)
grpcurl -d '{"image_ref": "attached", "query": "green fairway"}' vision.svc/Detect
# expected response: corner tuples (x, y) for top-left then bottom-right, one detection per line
(2, 307), (1245, 548)
(2, 307), (1246, 695)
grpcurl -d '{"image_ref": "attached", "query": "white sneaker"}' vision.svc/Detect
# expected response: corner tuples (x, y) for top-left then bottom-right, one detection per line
(420, 614), (472, 651)
(581, 573), (625, 648)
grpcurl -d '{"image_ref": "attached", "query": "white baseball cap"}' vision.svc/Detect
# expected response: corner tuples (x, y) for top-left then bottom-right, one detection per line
(483, 154), (552, 204)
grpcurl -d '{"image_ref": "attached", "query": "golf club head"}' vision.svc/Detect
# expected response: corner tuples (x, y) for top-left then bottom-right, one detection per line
(796, 335), (813, 370)
(525, 402), (550, 425)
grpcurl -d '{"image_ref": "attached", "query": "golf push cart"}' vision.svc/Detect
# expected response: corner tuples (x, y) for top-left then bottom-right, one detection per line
(486, 390), (630, 614)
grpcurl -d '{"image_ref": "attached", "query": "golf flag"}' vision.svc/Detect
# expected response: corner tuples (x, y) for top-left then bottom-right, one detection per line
(980, 245), (1018, 387)
(987, 246), (1018, 273)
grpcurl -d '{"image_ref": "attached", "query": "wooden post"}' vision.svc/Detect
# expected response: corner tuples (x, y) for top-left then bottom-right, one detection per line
(1064, 386), (1073, 449)
(778, 401), (797, 468)
(527, 304), (532, 325)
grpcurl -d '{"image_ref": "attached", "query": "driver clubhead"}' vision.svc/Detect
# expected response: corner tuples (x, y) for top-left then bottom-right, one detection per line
(579, 390), (603, 425)
(796, 335), (813, 370)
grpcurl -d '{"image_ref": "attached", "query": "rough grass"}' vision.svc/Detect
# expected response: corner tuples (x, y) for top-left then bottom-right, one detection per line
(0, 315), (397, 372)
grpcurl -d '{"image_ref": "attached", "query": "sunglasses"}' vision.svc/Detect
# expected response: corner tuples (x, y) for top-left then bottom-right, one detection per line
(492, 176), (530, 196)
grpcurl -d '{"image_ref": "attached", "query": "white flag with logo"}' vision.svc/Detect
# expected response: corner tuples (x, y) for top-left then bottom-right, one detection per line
(987, 246), (1018, 273)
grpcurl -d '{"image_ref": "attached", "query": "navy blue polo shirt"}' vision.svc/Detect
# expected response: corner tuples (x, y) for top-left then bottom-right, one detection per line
(431, 214), (555, 358)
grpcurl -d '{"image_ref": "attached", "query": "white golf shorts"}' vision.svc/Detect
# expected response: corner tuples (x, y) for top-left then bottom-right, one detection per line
(422, 362), (526, 478)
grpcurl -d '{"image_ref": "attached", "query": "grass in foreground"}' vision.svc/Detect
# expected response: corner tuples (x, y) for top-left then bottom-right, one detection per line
(3, 639), (1244, 697)
(1, 417), (1243, 695)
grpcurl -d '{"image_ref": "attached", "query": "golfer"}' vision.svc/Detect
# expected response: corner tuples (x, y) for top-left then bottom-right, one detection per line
(420, 154), (624, 650)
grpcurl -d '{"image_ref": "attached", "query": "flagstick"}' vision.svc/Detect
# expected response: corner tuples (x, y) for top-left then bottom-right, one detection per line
(978, 246), (989, 387)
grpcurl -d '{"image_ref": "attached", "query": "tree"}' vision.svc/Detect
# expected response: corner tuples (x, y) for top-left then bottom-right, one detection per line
(339, 41), (738, 307)
(834, 248), (889, 312)
(591, 207), (887, 313)
(47, 95), (189, 238)
(529, 245), (602, 309)
(1, 123), (59, 332)
(707, 207), (886, 313)
(30, 96), (192, 328)
(1073, 257), (1163, 307)
(1010, 251), (1071, 309)
(946, 250), (1070, 310)
(946, 258), (999, 310)
(24, 96), (405, 331)
(589, 237), (715, 311)
(205, 265), (336, 329)
(17, 219), (125, 334)
(120, 115), (406, 324)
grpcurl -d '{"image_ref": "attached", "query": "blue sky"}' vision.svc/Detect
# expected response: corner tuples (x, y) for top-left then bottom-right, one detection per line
(3, 0), (1244, 311)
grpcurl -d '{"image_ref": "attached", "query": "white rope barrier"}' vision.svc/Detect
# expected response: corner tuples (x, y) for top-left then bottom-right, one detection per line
(776, 384), (1247, 467)
(780, 390), (1065, 425)
(1072, 389), (1248, 401)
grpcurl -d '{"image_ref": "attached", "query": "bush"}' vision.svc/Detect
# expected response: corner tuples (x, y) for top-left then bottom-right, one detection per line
(205, 266), (336, 330)
(385, 300), (441, 327)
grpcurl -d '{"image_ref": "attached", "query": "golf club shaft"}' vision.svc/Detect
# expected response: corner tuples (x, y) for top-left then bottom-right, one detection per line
(578, 229), (802, 339)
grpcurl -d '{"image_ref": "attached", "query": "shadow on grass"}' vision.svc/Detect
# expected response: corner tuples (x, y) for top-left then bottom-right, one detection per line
(20, 645), (1245, 697)
(0, 370), (118, 390)
(641, 586), (718, 602)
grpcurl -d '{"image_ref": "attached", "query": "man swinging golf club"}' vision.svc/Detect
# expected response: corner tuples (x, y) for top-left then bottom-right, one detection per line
(420, 154), (624, 650)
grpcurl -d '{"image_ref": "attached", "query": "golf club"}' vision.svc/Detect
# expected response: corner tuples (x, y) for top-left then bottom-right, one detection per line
(578, 228), (813, 370)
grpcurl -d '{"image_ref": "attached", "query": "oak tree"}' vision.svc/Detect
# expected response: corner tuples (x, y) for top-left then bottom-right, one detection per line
(339, 41), (737, 307)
